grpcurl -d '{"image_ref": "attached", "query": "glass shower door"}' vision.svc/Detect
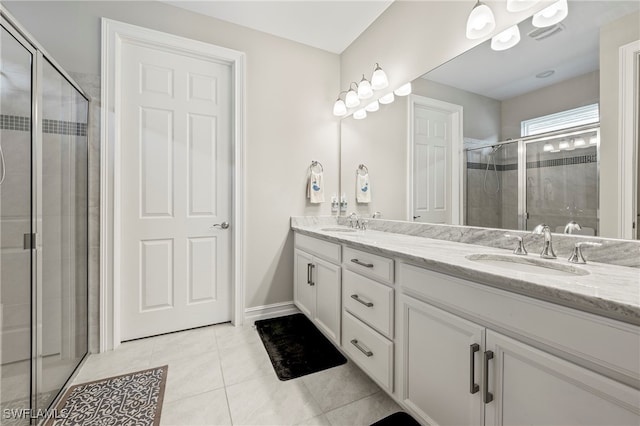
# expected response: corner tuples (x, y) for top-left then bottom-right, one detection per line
(0, 23), (34, 426)
(525, 127), (599, 235)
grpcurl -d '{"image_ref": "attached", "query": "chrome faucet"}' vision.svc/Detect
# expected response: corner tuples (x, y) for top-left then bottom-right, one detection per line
(568, 241), (602, 264)
(531, 224), (556, 259)
(504, 234), (527, 255)
(348, 212), (360, 229)
(564, 221), (582, 234)
(372, 211), (382, 219)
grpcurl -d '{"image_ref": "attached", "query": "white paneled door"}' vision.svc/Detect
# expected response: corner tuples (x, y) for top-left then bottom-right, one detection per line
(411, 96), (462, 224)
(119, 40), (232, 341)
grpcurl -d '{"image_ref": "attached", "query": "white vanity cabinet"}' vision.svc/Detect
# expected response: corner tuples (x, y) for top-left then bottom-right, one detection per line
(398, 263), (640, 426)
(294, 234), (342, 345)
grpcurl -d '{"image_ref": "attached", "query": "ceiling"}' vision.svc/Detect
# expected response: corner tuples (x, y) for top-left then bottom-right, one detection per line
(161, 0), (394, 54)
(423, 1), (640, 101)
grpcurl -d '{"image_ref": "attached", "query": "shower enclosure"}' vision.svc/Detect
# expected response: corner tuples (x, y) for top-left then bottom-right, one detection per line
(1, 9), (88, 425)
(465, 124), (599, 235)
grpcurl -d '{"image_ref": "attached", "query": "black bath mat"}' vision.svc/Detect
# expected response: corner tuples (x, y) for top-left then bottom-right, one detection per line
(255, 313), (347, 381)
(371, 411), (421, 426)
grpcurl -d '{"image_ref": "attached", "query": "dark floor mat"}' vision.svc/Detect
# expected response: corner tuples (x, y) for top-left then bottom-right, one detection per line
(371, 412), (421, 426)
(255, 313), (347, 381)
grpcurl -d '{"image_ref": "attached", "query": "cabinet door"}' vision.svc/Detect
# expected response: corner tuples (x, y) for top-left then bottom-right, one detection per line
(485, 330), (640, 426)
(294, 249), (315, 318)
(314, 256), (341, 345)
(401, 295), (485, 426)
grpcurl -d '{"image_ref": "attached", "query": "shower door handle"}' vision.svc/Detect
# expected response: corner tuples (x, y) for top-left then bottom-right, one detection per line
(23, 233), (36, 250)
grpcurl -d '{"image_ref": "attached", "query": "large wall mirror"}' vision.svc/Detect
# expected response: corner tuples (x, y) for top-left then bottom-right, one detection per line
(340, 0), (639, 239)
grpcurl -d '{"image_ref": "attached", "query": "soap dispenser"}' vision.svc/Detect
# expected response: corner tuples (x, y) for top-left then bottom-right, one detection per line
(331, 194), (339, 214)
(340, 193), (347, 213)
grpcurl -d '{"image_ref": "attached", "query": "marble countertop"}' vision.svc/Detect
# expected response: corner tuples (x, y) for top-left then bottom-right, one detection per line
(292, 222), (640, 326)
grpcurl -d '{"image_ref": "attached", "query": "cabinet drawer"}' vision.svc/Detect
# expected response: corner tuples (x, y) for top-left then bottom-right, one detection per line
(343, 269), (394, 338)
(343, 310), (393, 391)
(295, 233), (341, 264)
(343, 246), (394, 284)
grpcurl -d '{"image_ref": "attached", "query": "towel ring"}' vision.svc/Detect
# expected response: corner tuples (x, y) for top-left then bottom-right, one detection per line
(356, 164), (369, 176)
(310, 160), (324, 173)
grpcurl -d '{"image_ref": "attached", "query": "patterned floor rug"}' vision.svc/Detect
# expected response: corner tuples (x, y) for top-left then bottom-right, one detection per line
(45, 366), (168, 426)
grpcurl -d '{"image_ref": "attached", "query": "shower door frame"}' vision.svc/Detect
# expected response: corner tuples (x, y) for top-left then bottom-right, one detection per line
(1, 6), (90, 420)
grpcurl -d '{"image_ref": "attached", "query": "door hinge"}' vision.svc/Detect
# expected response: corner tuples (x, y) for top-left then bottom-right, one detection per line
(23, 233), (36, 250)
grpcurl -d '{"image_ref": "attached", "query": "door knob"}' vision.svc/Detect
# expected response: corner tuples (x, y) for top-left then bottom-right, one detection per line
(211, 221), (230, 230)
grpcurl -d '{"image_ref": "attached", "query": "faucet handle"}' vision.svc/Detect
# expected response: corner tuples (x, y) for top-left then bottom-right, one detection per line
(360, 219), (369, 231)
(568, 241), (602, 264)
(504, 234), (528, 255)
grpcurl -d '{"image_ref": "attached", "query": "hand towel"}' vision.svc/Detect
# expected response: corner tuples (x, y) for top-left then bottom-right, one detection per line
(308, 171), (325, 203)
(356, 173), (371, 203)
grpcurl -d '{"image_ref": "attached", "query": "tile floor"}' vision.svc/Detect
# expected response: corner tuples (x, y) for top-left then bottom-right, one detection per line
(72, 322), (402, 425)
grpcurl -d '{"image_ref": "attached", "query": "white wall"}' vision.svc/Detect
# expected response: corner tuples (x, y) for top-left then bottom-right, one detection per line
(500, 70), (600, 140)
(3, 1), (340, 323)
(599, 11), (640, 238)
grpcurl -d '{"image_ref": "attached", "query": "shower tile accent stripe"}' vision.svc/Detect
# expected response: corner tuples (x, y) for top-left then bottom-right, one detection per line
(0, 114), (87, 136)
(467, 154), (597, 171)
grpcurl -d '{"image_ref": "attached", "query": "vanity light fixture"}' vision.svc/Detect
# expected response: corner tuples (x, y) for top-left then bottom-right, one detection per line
(506, 0), (538, 12)
(345, 83), (360, 108)
(371, 63), (389, 90)
(543, 142), (554, 152)
(394, 82), (412, 96)
(353, 108), (367, 120)
(532, 0), (568, 28)
(332, 91), (348, 117)
(357, 74), (373, 99)
(379, 92), (395, 105)
(365, 100), (380, 112)
(491, 25), (521, 51)
(589, 135), (598, 145)
(558, 140), (570, 150)
(466, 0), (496, 40)
(573, 137), (586, 148)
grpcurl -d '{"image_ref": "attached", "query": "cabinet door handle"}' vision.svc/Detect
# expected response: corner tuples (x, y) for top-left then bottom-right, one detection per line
(307, 263), (315, 286)
(483, 350), (494, 404)
(351, 259), (374, 268)
(470, 343), (480, 394)
(350, 339), (373, 357)
(351, 294), (374, 307)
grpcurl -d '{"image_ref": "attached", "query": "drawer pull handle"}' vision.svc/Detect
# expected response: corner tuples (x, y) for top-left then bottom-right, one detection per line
(351, 259), (374, 268)
(350, 339), (373, 357)
(484, 350), (494, 404)
(469, 343), (480, 394)
(351, 294), (374, 308)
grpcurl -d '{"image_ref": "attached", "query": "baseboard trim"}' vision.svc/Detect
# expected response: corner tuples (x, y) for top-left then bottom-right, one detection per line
(244, 301), (299, 323)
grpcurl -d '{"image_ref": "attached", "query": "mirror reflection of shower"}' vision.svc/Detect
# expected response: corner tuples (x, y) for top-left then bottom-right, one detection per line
(483, 145), (502, 194)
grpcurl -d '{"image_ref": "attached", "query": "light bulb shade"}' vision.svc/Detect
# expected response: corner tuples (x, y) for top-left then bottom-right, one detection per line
(589, 135), (598, 145)
(394, 82), (412, 96)
(543, 143), (554, 152)
(365, 101), (380, 112)
(333, 99), (347, 117)
(466, 1), (496, 40)
(573, 137), (586, 147)
(532, 0), (568, 28)
(345, 89), (360, 108)
(353, 109), (367, 120)
(558, 140), (570, 150)
(371, 64), (389, 90)
(379, 92), (395, 105)
(491, 25), (521, 51)
(358, 76), (373, 99)
(506, 0), (537, 12)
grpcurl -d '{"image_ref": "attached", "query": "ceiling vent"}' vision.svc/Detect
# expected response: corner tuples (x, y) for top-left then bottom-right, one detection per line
(527, 23), (565, 41)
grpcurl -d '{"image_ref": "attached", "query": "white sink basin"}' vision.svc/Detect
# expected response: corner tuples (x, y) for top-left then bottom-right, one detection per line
(465, 254), (589, 277)
(321, 227), (357, 233)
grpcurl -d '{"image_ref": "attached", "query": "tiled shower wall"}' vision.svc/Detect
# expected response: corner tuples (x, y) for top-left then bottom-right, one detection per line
(466, 145), (598, 234)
